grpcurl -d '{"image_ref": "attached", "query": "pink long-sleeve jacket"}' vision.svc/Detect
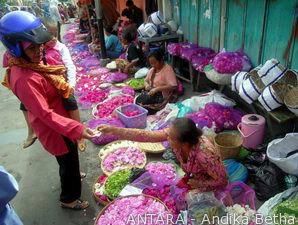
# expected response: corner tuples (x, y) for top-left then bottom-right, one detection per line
(4, 53), (84, 156)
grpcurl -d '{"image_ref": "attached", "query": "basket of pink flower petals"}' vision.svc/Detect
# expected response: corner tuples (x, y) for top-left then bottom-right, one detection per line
(116, 103), (148, 128)
(100, 145), (147, 176)
(95, 195), (172, 225)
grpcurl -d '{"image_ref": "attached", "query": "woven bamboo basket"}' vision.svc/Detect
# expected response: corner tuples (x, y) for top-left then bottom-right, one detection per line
(249, 69), (265, 92)
(214, 132), (243, 160)
(94, 194), (170, 225)
(137, 142), (166, 154)
(205, 69), (233, 85)
(100, 144), (147, 176)
(284, 86), (298, 115)
(93, 176), (111, 206)
(272, 70), (298, 101)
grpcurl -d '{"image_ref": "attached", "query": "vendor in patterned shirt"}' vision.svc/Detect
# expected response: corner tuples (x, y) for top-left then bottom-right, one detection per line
(98, 118), (228, 192)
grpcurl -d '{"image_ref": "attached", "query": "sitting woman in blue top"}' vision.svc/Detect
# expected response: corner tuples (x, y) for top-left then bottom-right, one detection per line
(0, 166), (23, 225)
(104, 26), (123, 59)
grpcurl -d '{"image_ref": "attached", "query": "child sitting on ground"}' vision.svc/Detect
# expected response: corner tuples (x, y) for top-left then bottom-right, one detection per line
(104, 26), (123, 59)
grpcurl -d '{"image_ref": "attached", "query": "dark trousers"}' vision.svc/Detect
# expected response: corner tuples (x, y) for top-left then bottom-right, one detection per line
(55, 138), (81, 203)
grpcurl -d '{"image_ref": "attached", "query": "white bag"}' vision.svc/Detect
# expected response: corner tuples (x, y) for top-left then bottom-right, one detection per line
(106, 61), (117, 69)
(257, 58), (287, 86)
(134, 67), (149, 79)
(267, 133), (298, 175)
(258, 186), (298, 225)
(258, 86), (283, 111)
(239, 77), (262, 104)
(231, 71), (248, 92)
(181, 90), (236, 112)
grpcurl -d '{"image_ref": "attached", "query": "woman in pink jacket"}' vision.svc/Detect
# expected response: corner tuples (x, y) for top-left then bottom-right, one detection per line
(0, 11), (93, 210)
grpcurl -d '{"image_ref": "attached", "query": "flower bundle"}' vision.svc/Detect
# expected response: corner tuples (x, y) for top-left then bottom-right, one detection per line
(102, 147), (146, 173)
(105, 72), (128, 83)
(87, 118), (125, 145)
(104, 169), (132, 200)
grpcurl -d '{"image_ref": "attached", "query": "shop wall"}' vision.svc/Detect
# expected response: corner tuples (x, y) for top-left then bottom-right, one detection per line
(170, 0), (298, 69)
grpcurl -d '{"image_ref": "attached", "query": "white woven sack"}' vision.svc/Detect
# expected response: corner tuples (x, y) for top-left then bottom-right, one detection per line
(144, 23), (158, 38)
(267, 133), (298, 175)
(205, 69), (233, 85)
(137, 23), (146, 37)
(239, 77), (261, 104)
(258, 86), (283, 111)
(257, 58), (287, 86)
(231, 71), (248, 92)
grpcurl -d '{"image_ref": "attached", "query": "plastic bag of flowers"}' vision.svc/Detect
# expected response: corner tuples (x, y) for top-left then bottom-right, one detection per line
(87, 118), (125, 145)
(186, 191), (226, 225)
(212, 49), (252, 74)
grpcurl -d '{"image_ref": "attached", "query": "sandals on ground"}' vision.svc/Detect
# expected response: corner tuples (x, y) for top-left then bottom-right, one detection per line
(60, 199), (89, 210)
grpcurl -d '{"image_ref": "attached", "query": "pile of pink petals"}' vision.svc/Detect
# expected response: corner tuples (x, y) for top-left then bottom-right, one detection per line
(102, 147), (146, 173)
(143, 186), (184, 216)
(145, 162), (177, 187)
(78, 90), (108, 108)
(187, 103), (244, 132)
(123, 109), (141, 117)
(93, 95), (134, 118)
(75, 75), (102, 96)
(97, 195), (171, 225)
(87, 117), (125, 145)
(105, 72), (128, 83)
(212, 51), (251, 74)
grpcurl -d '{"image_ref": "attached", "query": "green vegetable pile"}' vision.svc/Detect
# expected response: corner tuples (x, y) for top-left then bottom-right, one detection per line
(104, 169), (132, 200)
(127, 78), (145, 90)
(271, 197), (298, 225)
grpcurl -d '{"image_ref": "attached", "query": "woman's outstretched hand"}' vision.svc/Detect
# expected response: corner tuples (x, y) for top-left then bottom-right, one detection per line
(96, 125), (116, 135)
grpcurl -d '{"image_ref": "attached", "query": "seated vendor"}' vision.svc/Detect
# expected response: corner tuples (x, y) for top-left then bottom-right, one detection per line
(135, 50), (178, 114)
(116, 30), (145, 74)
(98, 118), (228, 192)
(88, 24), (100, 54)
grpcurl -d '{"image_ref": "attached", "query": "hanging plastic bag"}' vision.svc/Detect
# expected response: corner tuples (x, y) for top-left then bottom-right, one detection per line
(186, 191), (226, 225)
(267, 133), (298, 176)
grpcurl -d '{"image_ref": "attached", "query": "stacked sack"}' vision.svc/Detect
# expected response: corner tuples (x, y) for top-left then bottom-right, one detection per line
(232, 58), (298, 111)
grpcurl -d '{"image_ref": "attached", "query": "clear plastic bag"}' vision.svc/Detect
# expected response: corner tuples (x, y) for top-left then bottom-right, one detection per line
(186, 191), (226, 225)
